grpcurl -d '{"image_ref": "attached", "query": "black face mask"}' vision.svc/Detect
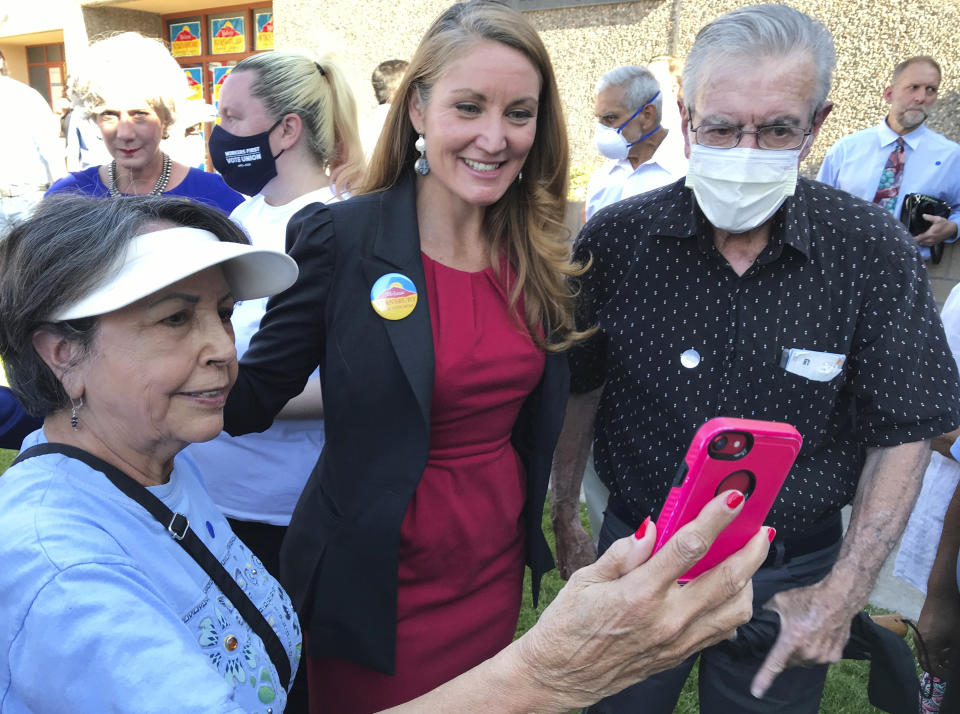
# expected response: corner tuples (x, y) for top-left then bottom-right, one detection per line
(208, 118), (285, 196)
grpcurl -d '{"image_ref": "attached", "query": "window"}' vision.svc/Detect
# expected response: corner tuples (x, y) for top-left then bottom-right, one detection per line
(26, 43), (66, 111)
(164, 4), (273, 105)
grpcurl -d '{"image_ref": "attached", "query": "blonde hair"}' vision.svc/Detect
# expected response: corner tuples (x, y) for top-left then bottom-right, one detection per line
(232, 51), (365, 194)
(363, 0), (588, 351)
(648, 55), (683, 83)
(69, 32), (189, 127)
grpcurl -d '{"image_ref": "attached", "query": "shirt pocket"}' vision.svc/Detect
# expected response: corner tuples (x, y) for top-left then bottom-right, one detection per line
(734, 352), (848, 452)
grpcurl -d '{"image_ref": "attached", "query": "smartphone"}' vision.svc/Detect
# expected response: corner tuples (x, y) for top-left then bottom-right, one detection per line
(652, 417), (802, 582)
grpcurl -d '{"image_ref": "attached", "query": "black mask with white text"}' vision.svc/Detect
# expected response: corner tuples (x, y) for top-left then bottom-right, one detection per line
(208, 119), (285, 196)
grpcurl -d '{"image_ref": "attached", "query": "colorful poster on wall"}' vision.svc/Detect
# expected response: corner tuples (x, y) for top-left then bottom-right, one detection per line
(255, 12), (274, 50)
(184, 67), (203, 101)
(211, 17), (245, 54)
(170, 22), (201, 57)
(212, 65), (234, 104)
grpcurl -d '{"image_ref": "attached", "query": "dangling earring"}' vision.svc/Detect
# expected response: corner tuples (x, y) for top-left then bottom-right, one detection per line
(517, 170), (524, 183)
(70, 397), (84, 430)
(414, 134), (430, 175)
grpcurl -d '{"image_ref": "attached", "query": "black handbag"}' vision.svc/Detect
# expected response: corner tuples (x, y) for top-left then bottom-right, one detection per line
(9, 442), (292, 690)
(900, 193), (952, 264)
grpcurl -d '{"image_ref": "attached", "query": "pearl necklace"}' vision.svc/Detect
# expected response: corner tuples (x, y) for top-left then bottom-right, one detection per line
(107, 153), (172, 197)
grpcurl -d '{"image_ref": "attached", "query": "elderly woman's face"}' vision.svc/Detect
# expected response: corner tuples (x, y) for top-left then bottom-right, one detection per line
(77, 266), (237, 456)
(96, 100), (166, 171)
(408, 40), (541, 210)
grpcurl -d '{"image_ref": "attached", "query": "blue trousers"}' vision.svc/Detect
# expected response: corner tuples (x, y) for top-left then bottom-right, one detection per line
(585, 509), (841, 714)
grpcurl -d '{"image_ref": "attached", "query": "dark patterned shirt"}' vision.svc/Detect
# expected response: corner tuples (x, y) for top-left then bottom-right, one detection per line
(570, 177), (960, 536)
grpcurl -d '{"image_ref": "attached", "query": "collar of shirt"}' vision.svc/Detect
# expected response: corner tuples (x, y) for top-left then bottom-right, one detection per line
(878, 119), (928, 151)
(603, 128), (687, 179)
(646, 179), (814, 262)
(654, 128), (689, 175)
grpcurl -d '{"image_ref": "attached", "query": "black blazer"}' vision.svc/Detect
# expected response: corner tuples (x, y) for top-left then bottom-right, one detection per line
(225, 172), (569, 674)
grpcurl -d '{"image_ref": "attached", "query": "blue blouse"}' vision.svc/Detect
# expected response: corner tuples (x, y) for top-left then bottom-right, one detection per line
(46, 166), (244, 215)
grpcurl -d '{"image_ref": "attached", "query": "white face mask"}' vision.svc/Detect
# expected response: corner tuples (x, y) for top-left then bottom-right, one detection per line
(594, 124), (632, 161)
(593, 90), (661, 161)
(684, 144), (800, 233)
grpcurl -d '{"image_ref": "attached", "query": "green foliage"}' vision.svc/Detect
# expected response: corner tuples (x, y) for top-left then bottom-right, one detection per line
(513, 499), (578, 637)
(568, 165), (591, 203)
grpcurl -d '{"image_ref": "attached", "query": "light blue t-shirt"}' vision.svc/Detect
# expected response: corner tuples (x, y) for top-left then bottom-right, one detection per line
(0, 430), (301, 713)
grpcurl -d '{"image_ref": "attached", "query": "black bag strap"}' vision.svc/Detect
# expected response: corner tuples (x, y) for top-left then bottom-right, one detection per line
(11, 442), (291, 690)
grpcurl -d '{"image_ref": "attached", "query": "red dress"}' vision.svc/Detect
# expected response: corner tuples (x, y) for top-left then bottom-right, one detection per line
(307, 253), (545, 713)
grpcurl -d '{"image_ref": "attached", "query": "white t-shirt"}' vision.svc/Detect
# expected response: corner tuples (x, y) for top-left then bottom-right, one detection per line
(0, 77), (65, 193)
(187, 186), (337, 525)
(894, 283), (960, 591)
(360, 103), (391, 160)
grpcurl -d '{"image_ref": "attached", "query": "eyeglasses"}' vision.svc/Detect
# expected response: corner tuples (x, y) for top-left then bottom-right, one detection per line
(691, 123), (812, 150)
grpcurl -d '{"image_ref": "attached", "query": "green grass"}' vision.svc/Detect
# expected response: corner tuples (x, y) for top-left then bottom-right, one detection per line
(0, 449), (14, 473)
(514, 498), (885, 714)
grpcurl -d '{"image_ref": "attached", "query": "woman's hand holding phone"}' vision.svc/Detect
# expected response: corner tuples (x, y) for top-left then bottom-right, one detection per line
(502, 491), (773, 711)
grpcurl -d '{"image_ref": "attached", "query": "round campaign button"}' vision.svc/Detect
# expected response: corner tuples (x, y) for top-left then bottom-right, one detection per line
(680, 349), (701, 369)
(370, 273), (418, 320)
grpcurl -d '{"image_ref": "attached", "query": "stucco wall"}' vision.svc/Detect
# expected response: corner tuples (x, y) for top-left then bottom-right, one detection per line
(544, 0), (960, 301)
(275, 0), (447, 112)
(0, 44), (30, 83)
(80, 6), (163, 44)
(278, 0), (960, 175)
(526, 0), (666, 190)
(525, 0), (960, 182)
(277, 0), (960, 298)
(672, 0), (960, 175)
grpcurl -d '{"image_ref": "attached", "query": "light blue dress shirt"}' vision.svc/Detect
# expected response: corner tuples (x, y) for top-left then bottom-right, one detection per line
(817, 121), (960, 257)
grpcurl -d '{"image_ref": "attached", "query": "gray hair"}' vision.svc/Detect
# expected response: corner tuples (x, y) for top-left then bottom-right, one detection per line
(683, 4), (835, 117)
(595, 65), (663, 122)
(892, 55), (941, 82)
(0, 195), (248, 416)
(68, 32), (189, 126)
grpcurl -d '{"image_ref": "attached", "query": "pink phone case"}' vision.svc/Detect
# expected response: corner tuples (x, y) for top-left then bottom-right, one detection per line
(652, 417), (802, 582)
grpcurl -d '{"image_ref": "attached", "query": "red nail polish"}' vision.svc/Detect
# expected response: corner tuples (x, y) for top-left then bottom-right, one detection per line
(767, 528), (776, 543)
(634, 516), (651, 540)
(726, 491), (744, 509)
